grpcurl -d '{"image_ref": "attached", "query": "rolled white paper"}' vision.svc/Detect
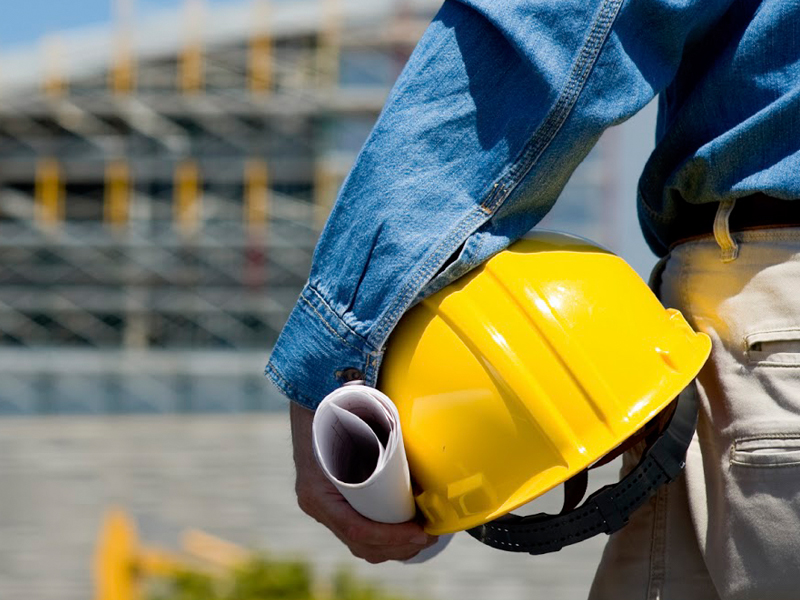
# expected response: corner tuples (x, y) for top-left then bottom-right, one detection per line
(312, 381), (452, 562)
(313, 382), (415, 523)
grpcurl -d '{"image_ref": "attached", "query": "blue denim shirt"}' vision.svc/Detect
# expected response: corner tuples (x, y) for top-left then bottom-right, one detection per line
(267, 0), (800, 409)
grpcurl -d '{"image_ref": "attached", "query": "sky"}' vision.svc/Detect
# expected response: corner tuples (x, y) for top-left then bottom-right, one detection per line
(0, 0), (242, 49)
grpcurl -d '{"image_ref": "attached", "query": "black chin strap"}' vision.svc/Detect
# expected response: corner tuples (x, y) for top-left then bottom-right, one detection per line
(467, 385), (698, 555)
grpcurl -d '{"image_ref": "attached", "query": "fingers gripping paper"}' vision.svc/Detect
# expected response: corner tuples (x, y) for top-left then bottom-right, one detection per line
(312, 382), (453, 562)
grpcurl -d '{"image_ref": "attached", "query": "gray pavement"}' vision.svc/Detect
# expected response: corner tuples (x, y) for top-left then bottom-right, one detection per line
(0, 415), (621, 600)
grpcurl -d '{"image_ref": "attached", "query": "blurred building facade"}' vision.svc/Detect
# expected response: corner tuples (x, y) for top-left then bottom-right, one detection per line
(0, 0), (655, 415)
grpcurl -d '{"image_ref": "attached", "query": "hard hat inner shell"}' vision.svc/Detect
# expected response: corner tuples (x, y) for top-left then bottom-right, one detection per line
(379, 232), (710, 535)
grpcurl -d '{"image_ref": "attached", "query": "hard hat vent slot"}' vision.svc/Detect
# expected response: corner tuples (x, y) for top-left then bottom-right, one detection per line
(447, 474), (493, 518)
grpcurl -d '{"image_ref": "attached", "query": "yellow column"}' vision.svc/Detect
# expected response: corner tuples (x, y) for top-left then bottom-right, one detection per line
(318, 0), (342, 89)
(110, 0), (136, 95)
(249, 0), (272, 94)
(94, 508), (193, 600)
(174, 160), (201, 236)
(93, 509), (138, 600)
(105, 161), (131, 229)
(244, 159), (269, 237)
(35, 158), (65, 230)
(313, 160), (339, 229)
(42, 35), (67, 98)
(179, 0), (205, 94)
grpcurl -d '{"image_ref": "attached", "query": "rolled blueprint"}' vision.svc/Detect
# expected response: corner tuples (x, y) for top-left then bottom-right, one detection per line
(313, 382), (415, 522)
(312, 381), (452, 562)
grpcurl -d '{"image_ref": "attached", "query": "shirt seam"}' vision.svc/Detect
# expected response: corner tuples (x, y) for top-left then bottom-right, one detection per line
(481, 0), (626, 214)
(299, 293), (362, 353)
(370, 208), (489, 347)
(370, 0), (626, 349)
(264, 362), (316, 408)
(302, 284), (379, 356)
(640, 188), (673, 223)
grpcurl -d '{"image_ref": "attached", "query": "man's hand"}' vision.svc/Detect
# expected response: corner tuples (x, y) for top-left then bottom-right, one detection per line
(290, 402), (437, 563)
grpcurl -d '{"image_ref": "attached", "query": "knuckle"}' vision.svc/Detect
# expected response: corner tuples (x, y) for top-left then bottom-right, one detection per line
(348, 542), (417, 564)
(397, 547), (421, 561)
(380, 546), (416, 562)
(348, 545), (370, 561)
(364, 554), (387, 565)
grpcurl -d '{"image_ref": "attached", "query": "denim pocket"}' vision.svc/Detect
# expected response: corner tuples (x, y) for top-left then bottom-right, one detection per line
(730, 436), (800, 467)
(745, 329), (800, 366)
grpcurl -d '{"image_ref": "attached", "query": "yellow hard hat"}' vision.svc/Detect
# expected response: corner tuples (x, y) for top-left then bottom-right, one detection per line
(378, 231), (710, 550)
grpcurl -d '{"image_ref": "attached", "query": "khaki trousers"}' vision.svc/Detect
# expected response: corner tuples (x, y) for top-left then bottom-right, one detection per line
(590, 228), (800, 600)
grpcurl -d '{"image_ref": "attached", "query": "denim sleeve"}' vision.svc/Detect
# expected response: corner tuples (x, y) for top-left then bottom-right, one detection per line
(266, 0), (734, 408)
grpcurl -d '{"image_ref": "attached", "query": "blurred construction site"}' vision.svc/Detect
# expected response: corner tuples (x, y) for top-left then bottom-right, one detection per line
(0, 0), (657, 598)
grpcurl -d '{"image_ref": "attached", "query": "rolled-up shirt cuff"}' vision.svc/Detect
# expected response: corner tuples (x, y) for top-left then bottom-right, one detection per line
(265, 284), (381, 410)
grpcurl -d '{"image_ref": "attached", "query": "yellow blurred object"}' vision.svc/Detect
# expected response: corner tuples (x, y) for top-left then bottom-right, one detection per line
(181, 528), (250, 568)
(318, 0), (342, 88)
(249, 0), (272, 94)
(110, 0), (136, 94)
(313, 161), (340, 230)
(105, 161), (131, 228)
(110, 50), (136, 95)
(244, 159), (269, 234)
(94, 508), (250, 600)
(35, 158), (65, 230)
(174, 160), (201, 236)
(42, 35), (67, 98)
(379, 230), (711, 535)
(94, 509), (141, 600)
(180, 0), (205, 93)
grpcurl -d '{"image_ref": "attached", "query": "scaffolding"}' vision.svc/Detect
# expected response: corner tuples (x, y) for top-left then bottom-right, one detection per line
(0, 0), (439, 414)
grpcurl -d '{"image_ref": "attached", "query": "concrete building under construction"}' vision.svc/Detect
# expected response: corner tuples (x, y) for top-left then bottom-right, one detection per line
(0, 0), (642, 414)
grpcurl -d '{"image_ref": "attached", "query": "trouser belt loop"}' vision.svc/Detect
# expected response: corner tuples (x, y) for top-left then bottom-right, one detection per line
(713, 198), (739, 262)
